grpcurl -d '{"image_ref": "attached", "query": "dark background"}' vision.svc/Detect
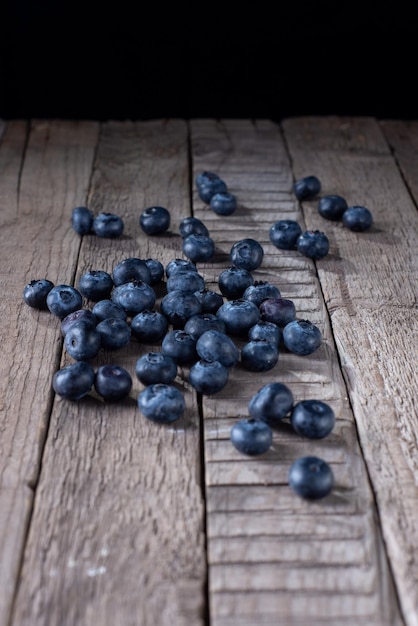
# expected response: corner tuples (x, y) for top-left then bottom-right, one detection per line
(1, 1), (416, 122)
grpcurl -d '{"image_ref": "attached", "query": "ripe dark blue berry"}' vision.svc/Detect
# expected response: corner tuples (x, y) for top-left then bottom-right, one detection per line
(94, 364), (132, 402)
(196, 173), (228, 203)
(23, 278), (55, 309)
(111, 280), (156, 316)
(218, 267), (254, 300)
(92, 212), (124, 238)
(293, 175), (321, 200)
(138, 384), (185, 424)
(240, 339), (279, 372)
(196, 329), (240, 368)
(130, 309), (168, 343)
(161, 329), (197, 364)
(46, 284), (83, 319)
(297, 230), (330, 260)
(194, 288), (224, 314)
(248, 321), (281, 347)
(160, 290), (202, 328)
(184, 313), (226, 339)
(259, 297), (296, 327)
(290, 400), (336, 439)
(112, 257), (152, 286)
(189, 360), (229, 395)
(209, 192), (237, 216)
(52, 361), (95, 400)
(230, 418), (273, 456)
(182, 233), (215, 262)
(242, 281), (281, 307)
(165, 258), (197, 278)
(64, 322), (102, 360)
(269, 219), (302, 250)
(71, 206), (94, 235)
(318, 195), (348, 221)
(135, 352), (177, 385)
(342, 205), (373, 231)
(78, 270), (114, 301)
(96, 318), (131, 350)
(216, 299), (260, 336)
(61, 309), (97, 336)
(144, 258), (165, 285)
(92, 299), (127, 322)
(230, 238), (264, 271)
(166, 269), (205, 294)
(139, 206), (171, 235)
(248, 382), (294, 423)
(282, 319), (322, 356)
(179, 216), (209, 238)
(288, 456), (334, 499)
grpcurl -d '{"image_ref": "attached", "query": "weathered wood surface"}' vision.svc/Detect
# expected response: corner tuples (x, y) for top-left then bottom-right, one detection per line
(0, 117), (416, 626)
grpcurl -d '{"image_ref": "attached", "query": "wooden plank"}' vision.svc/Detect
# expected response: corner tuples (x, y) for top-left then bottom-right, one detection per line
(282, 115), (418, 626)
(189, 119), (404, 625)
(0, 119), (98, 626)
(12, 120), (206, 626)
(380, 119), (418, 201)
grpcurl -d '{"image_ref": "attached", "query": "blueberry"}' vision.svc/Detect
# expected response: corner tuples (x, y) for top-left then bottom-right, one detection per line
(161, 329), (197, 364)
(130, 309), (168, 343)
(240, 339), (279, 372)
(209, 191), (237, 216)
(195, 171), (224, 189)
(71, 206), (94, 235)
(111, 280), (156, 316)
(23, 278), (55, 309)
(196, 329), (240, 368)
(218, 266), (254, 300)
(230, 418), (273, 456)
(92, 212), (124, 238)
(259, 297), (296, 327)
(216, 299), (260, 336)
(96, 318), (131, 350)
(182, 233), (215, 263)
(46, 284), (83, 319)
(248, 320), (281, 347)
(184, 313), (226, 339)
(290, 400), (336, 439)
(160, 290), (202, 328)
(242, 281), (281, 307)
(342, 205), (373, 231)
(166, 269), (205, 294)
(194, 288), (224, 314)
(64, 322), (102, 360)
(138, 383), (185, 424)
(179, 216), (209, 238)
(165, 258), (197, 278)
(189, 360), (229, 395)
(61, 308), (97, 336)
(288, 456), (334, 499)
(230, 238), (264, 271)
(269, 219), (302, 250)
(296, 230), (330, 260)
(52, 361), (95, 400)
(248, 382), (294, 423)
(144, 258), (165, 285)
(318, 195), (348, 221)
(112, 257), (152, 286)
(197, 175), (228, 203)
(293, 175), (321, 200)
(282, 319), (322, 356)
(94, 364), (132, 402)
(139, 206), (171, 235)
(92, 299), (127, 322)
(78, 270), (114, 301)
(135, 352), (178, 385)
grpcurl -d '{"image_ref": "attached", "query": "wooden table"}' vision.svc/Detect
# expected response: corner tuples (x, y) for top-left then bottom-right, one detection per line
(1, 117), (417, 626)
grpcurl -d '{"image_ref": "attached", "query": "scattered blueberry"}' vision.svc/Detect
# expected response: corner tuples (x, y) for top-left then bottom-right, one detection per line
(52, 361), (95, 400)
(248, 382), (294, 423)
(210, 191), (237, 216)
(288, 455), (334, 499)
(259, 297), (296, 327)
(248, 320), (281, 347)
(92, 299), (127, 322)
(112, 257), (152, 286)
(161, 329), (197, 364)
(290, 399), (336, 439)
(184, 313), (226, 339)
(318, 195), (348, 221)
(296, 230), (330, 260)
(135, 352), (177, 385)
(196, 329), (240, 368)
(166, 268), (206, 294)
(230, 238), (264, 271)
(342, 205), (373, 231)
(23, 278), (55, 309)
(78, 270), (114, 301)
(165, 258), (197, 278)
(179, 216), (209, 238)
(111, 280), (156, 316)
(196, 172), (228, 203)
(94, 364), (132, 401)
(71, 206), (94, 235)
(160, 290), (202, 328)
(230, 418), (273, 456)
(216, 299), (260, 336)
(96, 318), (131, 350)
(61, 308), (97, 336)
(92, 212), (124, 238)
(139, 206), (171, 235)
(130, 309), (168, 343)
(218, 266), (254, 300)
(46, 284), (83, 319)
(240, 338), (279, 372)
(138, 383), (185, 423)
(194, 288), (224, 314)
(282, 319), (322, 356)
(182, 233), (215, 262)
(189, 359), (229, 395)
(269, 219), (302, 250)
(293, 175), (321, 200)
(64, 322), (102, 360)
(144, 258), (165, 285)
(242, 281), (281, 307)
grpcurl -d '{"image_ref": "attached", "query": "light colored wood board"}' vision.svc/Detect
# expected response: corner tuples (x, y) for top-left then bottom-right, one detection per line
(0, 120), (98, 489)
(380, 120), (418, 201)
(282, 115), (418, 626)
(12, 120), (206, 626)
(0, 487), (33, 626)
(190, 119), (403, 625)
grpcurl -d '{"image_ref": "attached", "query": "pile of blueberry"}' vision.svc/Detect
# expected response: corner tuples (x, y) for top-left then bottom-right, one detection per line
(22, 170), (346, 501)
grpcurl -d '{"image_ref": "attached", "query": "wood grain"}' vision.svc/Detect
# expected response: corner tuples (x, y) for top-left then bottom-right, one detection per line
(282, 115), (418, 626)
(189, 119), (403, 625)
